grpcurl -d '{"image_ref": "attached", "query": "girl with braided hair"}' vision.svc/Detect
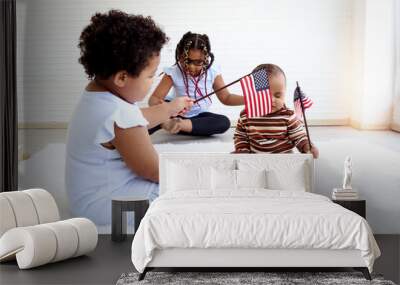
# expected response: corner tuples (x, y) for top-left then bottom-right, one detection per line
(148, 32), (244, 136)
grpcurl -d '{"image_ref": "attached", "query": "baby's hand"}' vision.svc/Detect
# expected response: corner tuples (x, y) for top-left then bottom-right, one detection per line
(169, 97), (193, 117)
(303, 144), (319, 159)
(310, 146), (319, 159)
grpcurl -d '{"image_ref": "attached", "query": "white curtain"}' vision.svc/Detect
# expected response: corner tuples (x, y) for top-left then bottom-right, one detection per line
(349, 0), (396, 130)
(392, 0), (400, 132)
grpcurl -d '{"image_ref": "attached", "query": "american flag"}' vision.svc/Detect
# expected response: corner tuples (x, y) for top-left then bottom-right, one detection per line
(293, 86), (313, 121)
(240, 68), (272, 118)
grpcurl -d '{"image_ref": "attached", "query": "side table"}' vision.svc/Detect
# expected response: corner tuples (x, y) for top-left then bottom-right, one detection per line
(332, 199), (366, 218)
(112, 197), (149, 242)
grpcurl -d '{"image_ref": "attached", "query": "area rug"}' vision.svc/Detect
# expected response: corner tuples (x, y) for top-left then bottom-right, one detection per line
(116, 271), (396, 285)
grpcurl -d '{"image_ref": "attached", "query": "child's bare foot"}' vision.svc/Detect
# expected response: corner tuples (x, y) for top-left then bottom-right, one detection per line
(161, 118), (182, 134)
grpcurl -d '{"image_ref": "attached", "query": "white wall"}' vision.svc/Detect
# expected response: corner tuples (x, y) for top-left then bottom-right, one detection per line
(16, 0), (400, 233)
(17, 0), (355, 124)
(350, 0), (395, 130)
(392, 0), (400, 131)
(314, 130), (400, 235)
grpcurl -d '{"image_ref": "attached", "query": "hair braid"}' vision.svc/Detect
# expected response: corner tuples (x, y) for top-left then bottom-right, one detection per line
(175, 31), (214, 71)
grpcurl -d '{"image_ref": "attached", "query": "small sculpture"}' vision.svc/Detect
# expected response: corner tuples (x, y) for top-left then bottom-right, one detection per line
(342, 156), (353, 190)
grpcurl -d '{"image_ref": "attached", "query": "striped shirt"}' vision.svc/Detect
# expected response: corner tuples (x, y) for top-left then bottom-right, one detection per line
(234, 107), (309, 153)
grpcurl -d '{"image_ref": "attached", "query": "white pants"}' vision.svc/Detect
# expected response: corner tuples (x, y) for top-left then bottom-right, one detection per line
(69, 177), (159, 226)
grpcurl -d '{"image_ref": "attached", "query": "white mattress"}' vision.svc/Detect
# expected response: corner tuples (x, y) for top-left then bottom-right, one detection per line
(131, 190), (380, 273)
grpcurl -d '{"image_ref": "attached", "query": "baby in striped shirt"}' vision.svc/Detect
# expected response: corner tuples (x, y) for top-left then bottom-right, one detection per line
(233, 64), (319, 158)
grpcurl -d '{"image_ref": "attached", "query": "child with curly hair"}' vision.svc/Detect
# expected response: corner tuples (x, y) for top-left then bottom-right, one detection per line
(234, 64), (319, 158)
(65, 10), (192, 225)
(148, 31), (245, 136)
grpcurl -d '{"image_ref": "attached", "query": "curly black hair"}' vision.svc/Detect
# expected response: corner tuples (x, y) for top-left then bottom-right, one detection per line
(78, 10), (168, 79)
(175, 31), (214, 71)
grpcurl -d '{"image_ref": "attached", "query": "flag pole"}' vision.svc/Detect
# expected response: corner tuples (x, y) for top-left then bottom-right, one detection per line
(296, 81), (312, 152)
(193, 73), (251, 104)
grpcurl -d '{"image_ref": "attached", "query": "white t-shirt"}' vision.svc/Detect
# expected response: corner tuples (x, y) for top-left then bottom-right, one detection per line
(65, 91), (158, 225)
(164, 64), (221, 117)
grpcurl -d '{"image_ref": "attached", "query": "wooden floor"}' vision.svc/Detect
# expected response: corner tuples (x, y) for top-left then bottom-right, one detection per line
(0, 235), (398, 285)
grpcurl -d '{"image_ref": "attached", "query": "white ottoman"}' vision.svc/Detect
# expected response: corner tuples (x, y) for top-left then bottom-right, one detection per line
(0, 189), (98, 269)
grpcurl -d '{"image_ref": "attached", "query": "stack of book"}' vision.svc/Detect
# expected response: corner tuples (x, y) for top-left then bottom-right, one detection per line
(332, 188), (359, 200)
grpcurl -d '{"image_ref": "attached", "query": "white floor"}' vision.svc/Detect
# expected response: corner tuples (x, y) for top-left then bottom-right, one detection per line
(18, 126), (400, 234)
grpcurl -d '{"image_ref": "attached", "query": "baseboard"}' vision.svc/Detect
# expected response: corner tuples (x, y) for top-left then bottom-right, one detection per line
(19, 119), (349, 130)
(18, 122), (69, 129)
(350, 120), (391, 130)
(18, 119), (396, 130)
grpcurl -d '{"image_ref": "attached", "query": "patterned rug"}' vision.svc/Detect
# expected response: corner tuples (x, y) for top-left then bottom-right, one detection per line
(116, 271), (396, 285)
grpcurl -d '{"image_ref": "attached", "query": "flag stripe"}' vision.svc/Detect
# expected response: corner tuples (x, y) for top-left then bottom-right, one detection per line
(260, 90), (266, 115)
(249, 77), (260, 117)
(240, 79), (249, 118)
(246, 76), (255, 117)
(250, 77), (258, 117)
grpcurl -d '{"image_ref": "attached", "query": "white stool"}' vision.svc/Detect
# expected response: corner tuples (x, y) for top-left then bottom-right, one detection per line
(0, 188), (98, 269)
